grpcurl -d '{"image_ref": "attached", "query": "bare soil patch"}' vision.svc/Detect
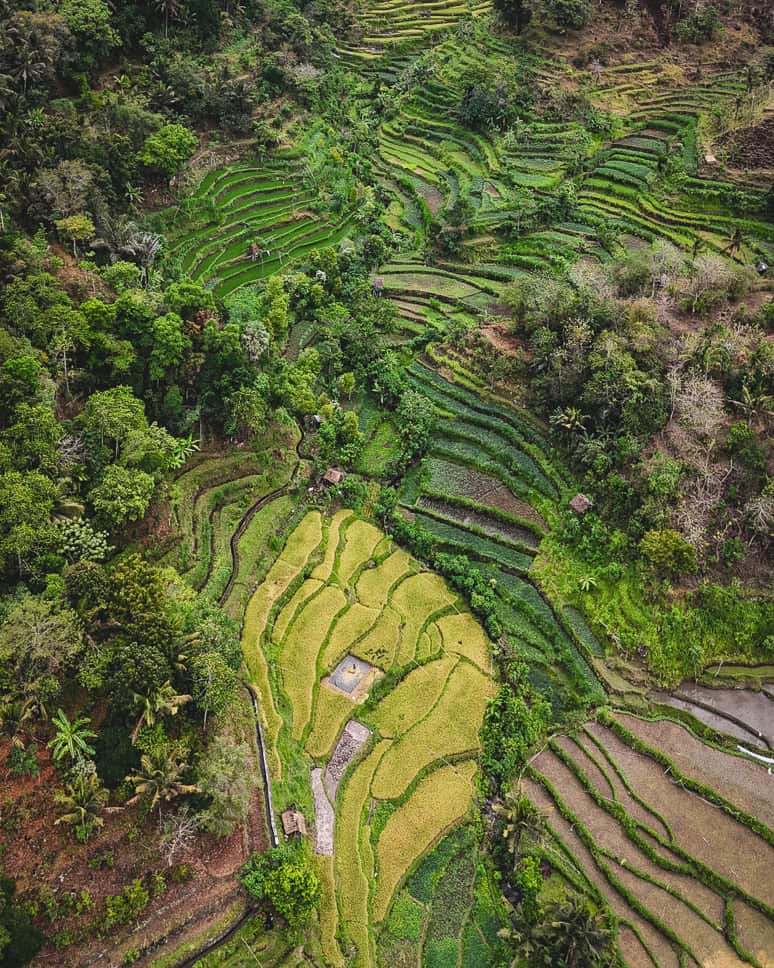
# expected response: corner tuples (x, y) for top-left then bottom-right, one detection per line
(532, 749), (729, 947)
(613, 712), (774, 828)
(590, 722), (774, 908)
(522, 776), (681, 968)
(563, 734), (671, 841)
(734, 899), (774, 968)
(0, 734), (265, 968)
(480, 323), (528, 358)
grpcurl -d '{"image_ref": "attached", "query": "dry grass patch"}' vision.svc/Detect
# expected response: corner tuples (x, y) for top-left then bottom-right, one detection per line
(280, 585), (347, 740)
(312, 509), (354, 582)
(373, 761), (477, 923)
(371, 660), (493, 800)
(351, 605), (402, 669)
(338, 519), (383, 585)
(436, 612), (492, 673)
(280, 510), (323, 568)
(372, 655), (458, 739)
(305, 687), (355, 759)
(335, 740), (391, 967)
(321, 603), (380, 671)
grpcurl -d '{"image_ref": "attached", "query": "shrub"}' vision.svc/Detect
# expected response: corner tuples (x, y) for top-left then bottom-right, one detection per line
(539, 0), (591, 30)
(640, 529), (698, 577)
(675, 5), (720, 42)
(480, 683), (550, 790)
(241, 844), (320, 929)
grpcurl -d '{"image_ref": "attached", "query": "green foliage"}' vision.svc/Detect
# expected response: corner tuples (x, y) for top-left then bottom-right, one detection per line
(480, 684), (549, 790)
(640, 528), (698, 577)
(675, 5), (721, 42)
(140, 124), (198, 181)
(47, 708), (97, 763)
(99, 879), (150, 936)
(386, 891), (425, 941)
(241, 843), (320, 929)
(196, 738), (252, 837)
(88, 465), (155, 529)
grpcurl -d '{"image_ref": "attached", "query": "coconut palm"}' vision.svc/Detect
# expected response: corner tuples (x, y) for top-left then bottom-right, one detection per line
(519, 896), (615, 967)
(47, 709), (97, 764)
(131, 681), (192, 743)
(55, 769), (108, 842)
(126, 746), (199, 811)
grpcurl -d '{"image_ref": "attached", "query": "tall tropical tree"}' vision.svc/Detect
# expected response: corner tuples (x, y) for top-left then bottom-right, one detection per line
(126, 746), (198, 811)
(47, 709), (97, 764)
(517, 896), (615, 967)
(131, 680), (192, 743)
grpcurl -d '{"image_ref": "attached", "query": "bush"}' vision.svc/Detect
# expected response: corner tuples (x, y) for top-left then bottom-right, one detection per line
(640, 529), (698, 577)
(675, 5), (720, 42)
(539, 0), (591, 29)
(241, 844), (320, 929)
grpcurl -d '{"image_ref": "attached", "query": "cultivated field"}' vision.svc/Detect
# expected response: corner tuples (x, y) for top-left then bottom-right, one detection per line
(242, 510), (497, 964)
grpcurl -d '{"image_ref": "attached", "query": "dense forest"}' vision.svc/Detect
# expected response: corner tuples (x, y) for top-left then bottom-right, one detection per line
(0, 0), (772, 964)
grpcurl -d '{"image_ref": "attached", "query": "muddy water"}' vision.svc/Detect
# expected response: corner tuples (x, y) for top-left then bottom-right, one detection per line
(653, 683), (774, 749)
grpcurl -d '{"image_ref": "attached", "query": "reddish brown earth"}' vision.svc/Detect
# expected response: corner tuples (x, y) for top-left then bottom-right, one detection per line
(1, 739), (266, 967)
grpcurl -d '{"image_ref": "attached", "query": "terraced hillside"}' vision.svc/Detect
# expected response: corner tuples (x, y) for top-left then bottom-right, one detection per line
(522, 711), (774, 968)
(160, 158), (352, 297)
(156, 423), (300, 612)
(239, 509), (500, 966)
(370, 27), (773, 270)
(399, 360), (607, 713)
(339, 0), (492, 65)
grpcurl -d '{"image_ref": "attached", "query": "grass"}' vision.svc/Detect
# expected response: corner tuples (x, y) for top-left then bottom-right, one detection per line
(305, 686), (355, 759)
(351, 604), (403, 668)
(391, 572), (457, 665)
(371, 660), (493, 800)
(371, 654), (458, 739)
(315, 855), (346, 968)
(321, 602), (380, 671)
(280, 510), (323, 568)
(373, 760), (478, 923)
(337, 518), (384, 584)
(311, 509), (353, 582)
(272, 577), (323, 644)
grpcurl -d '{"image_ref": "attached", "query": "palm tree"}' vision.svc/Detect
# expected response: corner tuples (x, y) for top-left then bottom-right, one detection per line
(153, 0), (183, 38)
(493, 793), (545, 864)
(47, 709), (97, 764)
(126, 747), (199, 811)
(521, 896), (614, 967)
(55, 769), (108, 842)
(131, 681), (192, 743)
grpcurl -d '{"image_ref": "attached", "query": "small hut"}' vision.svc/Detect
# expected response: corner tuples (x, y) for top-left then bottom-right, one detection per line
(569, 493), (593, 514)
(281, 809), (307, 839)
(372, 276), (384, 297)
(322, 468), (344, 487)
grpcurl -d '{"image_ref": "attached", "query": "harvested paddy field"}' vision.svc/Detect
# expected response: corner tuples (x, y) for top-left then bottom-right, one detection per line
(522, 710), (774, 967)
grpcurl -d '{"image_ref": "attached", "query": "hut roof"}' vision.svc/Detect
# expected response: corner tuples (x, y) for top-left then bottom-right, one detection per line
(281, 810), (307, 836)
(569, 493), (593, 514)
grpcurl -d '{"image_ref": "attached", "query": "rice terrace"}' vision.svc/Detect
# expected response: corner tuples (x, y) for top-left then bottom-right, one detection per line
(0, 0), (772, 966)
